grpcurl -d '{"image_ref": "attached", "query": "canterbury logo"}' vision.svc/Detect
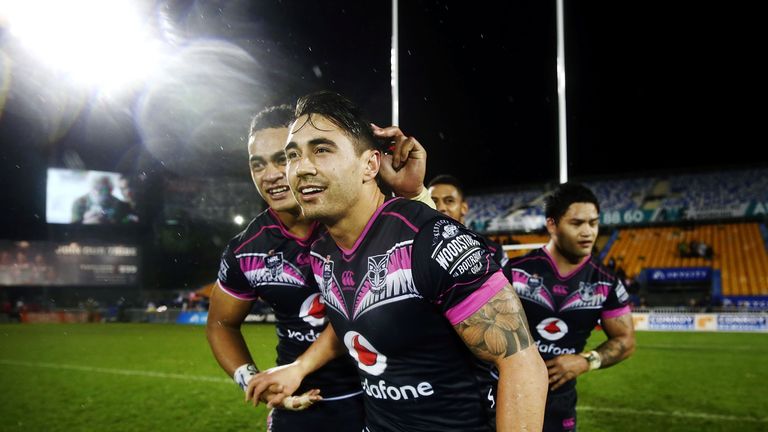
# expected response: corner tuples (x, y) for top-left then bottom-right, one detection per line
(342, 270), (355, 287)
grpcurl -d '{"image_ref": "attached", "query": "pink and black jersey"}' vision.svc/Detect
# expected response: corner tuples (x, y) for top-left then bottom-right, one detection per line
(217, 208), (360, 398)
(309, 198), (506, 432)
(503, 247), (631, 393)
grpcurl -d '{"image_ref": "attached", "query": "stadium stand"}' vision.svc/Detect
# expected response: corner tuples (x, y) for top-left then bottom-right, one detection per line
(465, 168), (768, 232)
(584, 177), (654, 212)
(465, 188), (543, 233)
(661, 169), (768, 220)
(602, 223), (768, 296)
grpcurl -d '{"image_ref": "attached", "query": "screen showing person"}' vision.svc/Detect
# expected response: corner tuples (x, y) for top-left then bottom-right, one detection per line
(46, 168), (139, 224)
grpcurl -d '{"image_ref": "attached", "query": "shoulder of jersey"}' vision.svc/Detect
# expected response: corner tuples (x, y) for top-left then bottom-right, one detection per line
(229, 209), (272, 245)
(507, 247), (544, 265)
(384, 198), (445, 229)
(590, 255), (618, 280)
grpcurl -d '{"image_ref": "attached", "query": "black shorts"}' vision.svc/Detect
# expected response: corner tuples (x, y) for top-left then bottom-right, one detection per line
(267, 393), (365, 432)
(543, 388), (577, 432)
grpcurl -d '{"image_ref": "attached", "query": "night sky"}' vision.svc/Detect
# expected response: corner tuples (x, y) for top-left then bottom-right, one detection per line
(0, 0), (765, 241)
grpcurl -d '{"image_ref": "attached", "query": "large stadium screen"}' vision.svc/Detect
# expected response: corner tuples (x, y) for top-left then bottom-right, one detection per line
(46, 168), (140, 224)
(0, 241), (140, 286)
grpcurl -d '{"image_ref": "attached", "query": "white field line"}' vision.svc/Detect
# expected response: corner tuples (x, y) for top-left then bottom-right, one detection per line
(2, 358), (765, 423)
(578, 405), (768, 423)
(0, 358), (231, 384)
(641, 343), (764, 351)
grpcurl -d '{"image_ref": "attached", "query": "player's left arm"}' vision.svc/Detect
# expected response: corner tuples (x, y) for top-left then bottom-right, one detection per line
(454, 283), (548, 432)
(595, 310), (636, 368)
(546, 310), (636, 391)
(373, 124), (435, 208)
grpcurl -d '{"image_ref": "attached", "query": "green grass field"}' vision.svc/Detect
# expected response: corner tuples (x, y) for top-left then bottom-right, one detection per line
(1, 324), (766, 432)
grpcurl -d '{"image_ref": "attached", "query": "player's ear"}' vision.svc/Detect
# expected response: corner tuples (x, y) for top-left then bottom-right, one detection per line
(362, 149), (381, 182)
(460, 201), (469, 218)
(545, 217), (557, 236)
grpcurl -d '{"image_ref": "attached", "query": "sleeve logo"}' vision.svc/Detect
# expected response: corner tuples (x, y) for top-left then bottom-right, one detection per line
(217, 257), (230, 281)
(441, 223), (459, 239)
(430, 233), (485, 277)
(615, 280), (629, 303)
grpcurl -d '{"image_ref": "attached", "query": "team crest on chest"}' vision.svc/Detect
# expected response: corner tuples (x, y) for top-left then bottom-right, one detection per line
(559, 281), (610, 312)
(578, 282), (596, 301)
(351, 242), (421, 320)
(366, 254), (389, 294)
(265, 252), (283, 279)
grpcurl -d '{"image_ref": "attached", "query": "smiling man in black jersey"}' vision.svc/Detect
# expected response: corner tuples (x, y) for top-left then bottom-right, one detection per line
(247, 91), (547, 432)
(206, 104), (433, 432)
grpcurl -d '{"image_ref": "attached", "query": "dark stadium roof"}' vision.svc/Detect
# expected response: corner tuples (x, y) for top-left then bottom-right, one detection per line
(0, 0), (764, 239)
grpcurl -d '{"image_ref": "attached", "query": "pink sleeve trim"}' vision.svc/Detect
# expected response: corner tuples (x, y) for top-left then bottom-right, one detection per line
(218, 281), (258, 301)
(602, 305), (631, 320)
(444, 271), (507, 325)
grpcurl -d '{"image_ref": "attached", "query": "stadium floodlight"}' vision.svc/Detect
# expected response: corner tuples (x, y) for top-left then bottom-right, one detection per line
(2, 0), (161, 91)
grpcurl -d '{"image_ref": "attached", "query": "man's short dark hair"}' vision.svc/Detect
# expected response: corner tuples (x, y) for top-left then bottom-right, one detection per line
(294, 91), (380, 155)
(427, 175), (465, 199)
(249, 104), (294, 137)
(544, 182), (600, 224)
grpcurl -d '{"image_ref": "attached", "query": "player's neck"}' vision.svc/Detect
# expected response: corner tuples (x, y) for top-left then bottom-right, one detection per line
(271, 207), (313, 238)
(545, 240), (587, 274)
(327, 188), (387, 250)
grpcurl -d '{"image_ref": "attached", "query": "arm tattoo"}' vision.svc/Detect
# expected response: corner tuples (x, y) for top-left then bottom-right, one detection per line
(596, 313), (634, 368)
(454, 284), (533, 363)
(595, 338), (627, 368)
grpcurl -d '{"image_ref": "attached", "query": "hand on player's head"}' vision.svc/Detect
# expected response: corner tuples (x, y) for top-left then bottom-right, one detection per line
(372, 123), (427, 198)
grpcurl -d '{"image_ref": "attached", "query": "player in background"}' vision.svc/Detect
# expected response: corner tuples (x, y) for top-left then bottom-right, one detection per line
(206, 104), (433, 431)
(503, 182), (635, 432)
(247, 91), (547, 431)
(428, 174), (508, 267)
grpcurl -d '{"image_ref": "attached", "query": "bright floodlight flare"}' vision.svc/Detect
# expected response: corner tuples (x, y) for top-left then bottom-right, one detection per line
(3, 0), (161, 91)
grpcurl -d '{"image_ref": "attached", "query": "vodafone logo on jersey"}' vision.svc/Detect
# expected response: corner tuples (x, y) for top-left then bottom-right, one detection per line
(299, 293), (327, 327)
(344, 331), (388, 376)
(536, 317), (569, 341)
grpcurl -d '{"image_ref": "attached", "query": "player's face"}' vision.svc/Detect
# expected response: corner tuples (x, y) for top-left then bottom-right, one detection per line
(285, 114), (375, 223)
(248, 127), (299, 212)
(429, 184), (468, 224)
(548, 202), (599, 259)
